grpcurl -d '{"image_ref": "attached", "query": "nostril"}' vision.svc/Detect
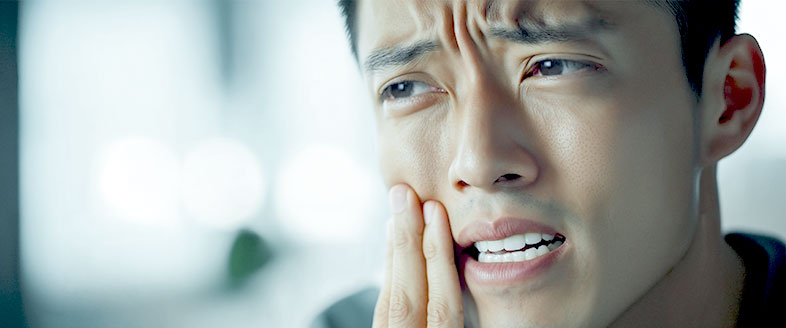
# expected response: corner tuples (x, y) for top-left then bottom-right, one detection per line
(495, 173), (521, 183)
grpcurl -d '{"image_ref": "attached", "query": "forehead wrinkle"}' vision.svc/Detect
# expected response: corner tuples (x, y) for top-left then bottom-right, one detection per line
(437, 4), (460, 53)
(359, 0), (435, 52)
(483, 0), (617, 47)
(405, 0), (437, 34)
(485, 0), (615, 32)
(360, 1), (454, 74)
(484, 0), (535, 25)
(379, 0), (439, 48)
(465, 0), (495, 49)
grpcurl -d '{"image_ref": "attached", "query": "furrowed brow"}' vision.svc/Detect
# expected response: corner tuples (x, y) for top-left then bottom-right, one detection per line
(363, 40), (439, 73)
(490, 26), (583, 44)
(490, 14), (613, 45)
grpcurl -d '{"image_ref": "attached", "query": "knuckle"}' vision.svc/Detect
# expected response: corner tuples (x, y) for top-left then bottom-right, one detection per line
(393, 226), (415, 250)
(388, 292), (412, 323)
(426, 299), (451, 326)
(423, 240), (441, 262)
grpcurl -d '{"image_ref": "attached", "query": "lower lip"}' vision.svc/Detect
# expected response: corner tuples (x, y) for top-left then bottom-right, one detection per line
(460, 244), (566, 287)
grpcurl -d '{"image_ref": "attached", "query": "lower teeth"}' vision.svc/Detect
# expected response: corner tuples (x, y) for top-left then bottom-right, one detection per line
(478, 240), (563, 263)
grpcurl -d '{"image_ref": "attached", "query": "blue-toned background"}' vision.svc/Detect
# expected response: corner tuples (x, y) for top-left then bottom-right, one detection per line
(14, 1), (785, 327)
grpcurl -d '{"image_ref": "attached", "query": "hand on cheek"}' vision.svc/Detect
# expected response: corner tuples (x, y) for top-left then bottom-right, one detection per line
(373, 184), (463, 328)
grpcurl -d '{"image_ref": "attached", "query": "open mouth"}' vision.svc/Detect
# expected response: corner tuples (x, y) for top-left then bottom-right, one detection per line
(463, 233), (566, 263)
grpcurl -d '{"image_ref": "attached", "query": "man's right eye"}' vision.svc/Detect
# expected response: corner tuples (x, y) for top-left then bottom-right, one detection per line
(380, 81), (434, 101)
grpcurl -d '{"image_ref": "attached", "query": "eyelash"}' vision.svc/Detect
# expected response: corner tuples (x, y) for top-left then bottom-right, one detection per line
(379, 80), (442, 102)
(523, 58), (599, 79)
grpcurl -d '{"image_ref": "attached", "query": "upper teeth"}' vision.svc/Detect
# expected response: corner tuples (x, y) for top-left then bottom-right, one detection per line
(474, 233), (555, 253)
(474, 233), (565, 263)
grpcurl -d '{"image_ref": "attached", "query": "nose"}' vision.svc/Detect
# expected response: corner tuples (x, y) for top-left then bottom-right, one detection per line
(448, 74), (540, 192)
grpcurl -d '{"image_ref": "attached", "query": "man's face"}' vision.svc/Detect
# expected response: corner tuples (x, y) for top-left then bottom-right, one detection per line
(357, 0), (701, 326)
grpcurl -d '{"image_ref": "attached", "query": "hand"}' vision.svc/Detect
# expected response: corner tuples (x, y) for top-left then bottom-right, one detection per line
(373, 184), (464, 328)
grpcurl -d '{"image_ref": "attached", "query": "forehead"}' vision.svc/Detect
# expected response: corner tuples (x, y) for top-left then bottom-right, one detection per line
(355, 0), (662, 61)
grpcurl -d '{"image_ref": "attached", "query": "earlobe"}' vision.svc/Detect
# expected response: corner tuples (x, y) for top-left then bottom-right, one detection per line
(701, 34), (766, 166)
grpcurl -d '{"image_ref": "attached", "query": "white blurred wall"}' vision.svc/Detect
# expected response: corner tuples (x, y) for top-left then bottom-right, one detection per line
(18, 1), (785, 327)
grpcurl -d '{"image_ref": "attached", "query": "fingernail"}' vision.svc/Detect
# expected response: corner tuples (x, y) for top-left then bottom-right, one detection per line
(389, 185), (407, 214)
(423, 201), (435, 225)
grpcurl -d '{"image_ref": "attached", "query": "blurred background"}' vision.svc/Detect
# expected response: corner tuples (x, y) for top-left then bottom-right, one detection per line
(0, 0), (783, 327)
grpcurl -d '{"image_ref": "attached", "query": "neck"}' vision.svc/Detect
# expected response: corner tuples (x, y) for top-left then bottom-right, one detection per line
(610, 166), (746, 328)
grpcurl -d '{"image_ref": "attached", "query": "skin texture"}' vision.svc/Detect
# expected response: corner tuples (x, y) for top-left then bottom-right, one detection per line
(355, 1), (766, 327)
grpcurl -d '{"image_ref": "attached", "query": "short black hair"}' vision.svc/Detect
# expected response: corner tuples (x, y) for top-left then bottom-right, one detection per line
(662, 0), (741, 96)
(337, 0), (740, 96)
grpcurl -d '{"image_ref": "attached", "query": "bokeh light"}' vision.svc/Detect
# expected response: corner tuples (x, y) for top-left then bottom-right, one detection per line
(275, 145), (375, 243)
(96, 137), (179, 225)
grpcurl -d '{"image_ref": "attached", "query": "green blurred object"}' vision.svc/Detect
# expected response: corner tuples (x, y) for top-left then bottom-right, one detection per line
(227, 229), (272, 288)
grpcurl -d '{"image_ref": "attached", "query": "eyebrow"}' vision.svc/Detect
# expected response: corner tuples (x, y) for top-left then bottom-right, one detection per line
(490, 24), (594, 44)
(363, 40), (440, 73)
(490, 16), (612, 44)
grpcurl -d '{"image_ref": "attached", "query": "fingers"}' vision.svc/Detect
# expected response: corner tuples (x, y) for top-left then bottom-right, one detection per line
(422, 201), (463, 327)
(372, 219), (394, 328)
(372, 184), (464, 328)
(388, 184), (427, 327)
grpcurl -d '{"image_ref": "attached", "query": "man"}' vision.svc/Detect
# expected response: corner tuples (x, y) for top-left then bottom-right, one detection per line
(314, 0), (784, 327)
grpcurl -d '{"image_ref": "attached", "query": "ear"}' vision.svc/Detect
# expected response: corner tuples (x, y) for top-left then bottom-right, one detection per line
(699, 34), (766, 166)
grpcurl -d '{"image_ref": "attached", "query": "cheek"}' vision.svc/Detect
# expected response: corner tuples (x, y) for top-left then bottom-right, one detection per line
(377, 116), (447, 200)
(594, 54), (699, 252)
(528, 81), (698, 311)
(582, 101), (697, 314)
(591, 104), (697, 252)
(522, 91), (625, 219)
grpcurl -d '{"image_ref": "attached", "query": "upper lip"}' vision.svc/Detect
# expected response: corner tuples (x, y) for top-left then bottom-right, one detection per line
(456, 217), (562, 248)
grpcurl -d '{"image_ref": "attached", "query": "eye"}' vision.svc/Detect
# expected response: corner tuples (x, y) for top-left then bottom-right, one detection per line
(380, 81), (438, 101)
(525, 59), (598, 79)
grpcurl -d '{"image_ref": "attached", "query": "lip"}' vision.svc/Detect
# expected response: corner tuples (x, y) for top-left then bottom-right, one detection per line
(456, 217), (567, 286)
(459, 241), (567, 287)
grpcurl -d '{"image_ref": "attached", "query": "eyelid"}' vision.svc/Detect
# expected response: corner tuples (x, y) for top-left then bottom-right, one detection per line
(523, 57), (604, 79)
(377, 72), (442, 95)
(378, 78), (445, 103)
(377, 78), (448, 117)
(379, 80), (423, 99)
